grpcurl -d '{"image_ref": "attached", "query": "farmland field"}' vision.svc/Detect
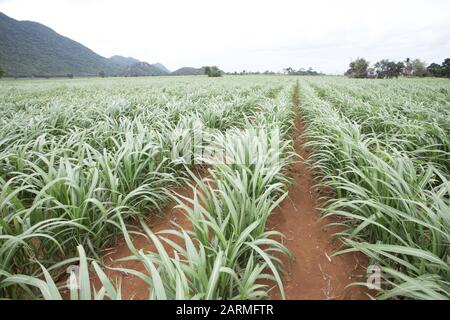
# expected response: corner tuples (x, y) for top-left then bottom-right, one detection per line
(0, 76), (449, 300)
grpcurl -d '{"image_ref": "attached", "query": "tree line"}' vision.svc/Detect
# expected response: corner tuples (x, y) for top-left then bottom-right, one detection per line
(283, 67), (323, 76)
(226, 67), (323, 76)
(345, 57), (450, 79)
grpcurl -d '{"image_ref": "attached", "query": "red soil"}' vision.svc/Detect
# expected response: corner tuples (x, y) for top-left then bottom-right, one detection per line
(267, 116), (369, 299)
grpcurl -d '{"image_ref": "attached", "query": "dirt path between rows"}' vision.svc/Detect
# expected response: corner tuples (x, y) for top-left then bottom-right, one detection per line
(267, 115), (369, 299)
(96, 86), (370, 300)
(267, 85), (369, 299)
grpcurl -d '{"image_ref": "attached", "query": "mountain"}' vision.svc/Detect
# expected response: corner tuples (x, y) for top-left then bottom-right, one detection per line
(0, 11), (196, 78)
(121, 62), (169, 77)
(109, 57), (171, 76)
(153, 62), (170, 74)
(171, 67), (206, 76)
(109, 55), (140, 66)
(0, 11), (122, 77)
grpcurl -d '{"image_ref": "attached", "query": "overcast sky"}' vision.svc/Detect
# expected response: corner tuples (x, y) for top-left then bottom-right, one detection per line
(1, 0), (449, 73)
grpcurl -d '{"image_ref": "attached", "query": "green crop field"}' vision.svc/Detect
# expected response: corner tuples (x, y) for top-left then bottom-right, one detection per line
(0, 76), (449, 300)
(300, 77), (449, 299)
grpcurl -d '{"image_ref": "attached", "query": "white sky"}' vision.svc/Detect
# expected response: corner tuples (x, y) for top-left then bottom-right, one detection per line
(1, 0), (449, 74)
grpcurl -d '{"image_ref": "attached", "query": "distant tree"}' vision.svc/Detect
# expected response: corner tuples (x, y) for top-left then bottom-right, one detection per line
(427, 63), (442, 77)
(403, 58), (413, 77)
(98, 71), (106, 78)
(411, 59), (428, 77)
(441, 58), (450, 78)
(297, 68), (306, 75)
(67, 73), (74, 79)
(373, 59), (404, 78)
(205, 66), (222, 77)
(374, 60), (389, 78)
(394, 61), (405, 77)
(284, 67), (294, 75)
(345, 58), (370, 78)
(0, 65), (4, 78)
